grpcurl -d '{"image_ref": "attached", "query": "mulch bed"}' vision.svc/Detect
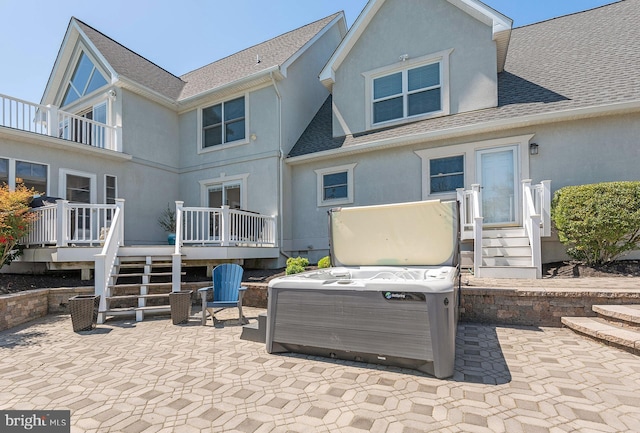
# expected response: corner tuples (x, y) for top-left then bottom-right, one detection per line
(1, 262), (638, 295)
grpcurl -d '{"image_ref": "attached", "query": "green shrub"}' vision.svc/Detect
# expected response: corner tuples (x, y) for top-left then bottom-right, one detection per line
(551, 181), (640, 265)
(286, 256), (309, 275)
(317, 256), (331, 269)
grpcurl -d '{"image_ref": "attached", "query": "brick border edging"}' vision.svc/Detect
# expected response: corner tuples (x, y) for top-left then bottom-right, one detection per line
(3, 283), (639, 331)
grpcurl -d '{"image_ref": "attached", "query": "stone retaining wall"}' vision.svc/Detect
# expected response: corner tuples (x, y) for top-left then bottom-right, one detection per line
(2, 284), (639, 331)
(461, 287), (640, 327)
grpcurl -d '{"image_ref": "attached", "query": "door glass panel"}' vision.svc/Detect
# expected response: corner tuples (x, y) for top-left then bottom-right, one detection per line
(225, 185), (241, 209)
(479, 149), (516, 224)
(66, 174), (91, 203)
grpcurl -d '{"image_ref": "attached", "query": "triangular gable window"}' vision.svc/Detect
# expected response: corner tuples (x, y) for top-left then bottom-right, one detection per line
(62, 52), (108, 106)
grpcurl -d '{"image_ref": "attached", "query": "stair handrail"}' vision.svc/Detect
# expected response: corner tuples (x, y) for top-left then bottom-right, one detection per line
(172, 201), (184, 292)
(522, 180), (542, 278)
(94, 199), (125, 318)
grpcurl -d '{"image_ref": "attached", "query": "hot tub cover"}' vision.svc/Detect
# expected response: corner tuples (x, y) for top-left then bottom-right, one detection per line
(329, 200), (458, 267)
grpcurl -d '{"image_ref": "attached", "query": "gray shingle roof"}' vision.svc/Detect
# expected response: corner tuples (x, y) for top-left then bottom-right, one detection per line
(289, 0), (639, 158)
(76, 19), (186, 101)
(178, 13), (341, 101)
(76, 12), (341, 103)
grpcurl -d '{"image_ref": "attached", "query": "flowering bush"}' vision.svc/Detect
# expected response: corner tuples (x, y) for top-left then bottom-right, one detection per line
(0, 184), (38, 269)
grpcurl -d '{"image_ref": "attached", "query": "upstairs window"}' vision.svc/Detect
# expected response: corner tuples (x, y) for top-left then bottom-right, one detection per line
(62, 52), (108, 107)
(365, 50), (451, 129)
(202, 96), (246, 148)
(373, 62), (441, 124)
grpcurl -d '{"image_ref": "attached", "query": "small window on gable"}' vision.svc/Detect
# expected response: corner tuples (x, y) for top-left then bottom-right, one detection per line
(365, 50), (451, 130)
(202, 96), (246, 149)
(62, 52), (108, 107)
(315, 164), (356, 207)
(373, 62), (441, 124)
(429, 155), (464, 194)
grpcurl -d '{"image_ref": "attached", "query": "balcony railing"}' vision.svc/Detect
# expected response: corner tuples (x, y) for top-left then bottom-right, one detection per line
(23, 200), (117, 247)
(177, 203), (277, 247)
(0, 93), (117, 151)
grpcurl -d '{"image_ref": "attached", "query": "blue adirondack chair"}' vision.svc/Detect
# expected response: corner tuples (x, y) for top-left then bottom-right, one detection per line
(198, 264), (248, 326)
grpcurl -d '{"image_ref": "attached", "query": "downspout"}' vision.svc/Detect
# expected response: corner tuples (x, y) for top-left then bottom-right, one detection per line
(270, 71), (291, 260)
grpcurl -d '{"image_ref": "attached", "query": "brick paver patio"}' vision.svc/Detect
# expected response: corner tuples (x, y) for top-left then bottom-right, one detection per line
(1, 306), (640, 432)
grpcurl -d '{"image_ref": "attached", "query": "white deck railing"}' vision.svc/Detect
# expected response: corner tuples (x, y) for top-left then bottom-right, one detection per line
(0, 93), (117, 151)
(178, 204), (277, 247)
(457, 184), (483, 275)
(24, 200), (118, 247)
(457, 180), (551, 277)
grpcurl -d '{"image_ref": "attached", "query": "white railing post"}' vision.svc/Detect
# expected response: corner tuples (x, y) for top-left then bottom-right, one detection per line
(172, 201), (184, 293)
(541, 180), (551, 237)
(221, 205), (231, 247)
(55, 200), (69, 247)
(115, 199), (125, 245)
(469, 184), (483, 275)
(45, 104), (58, 138)
(522, 179), (532, 226)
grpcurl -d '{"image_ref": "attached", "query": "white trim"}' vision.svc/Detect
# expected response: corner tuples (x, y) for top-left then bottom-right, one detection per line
(199, 173), (250, 209)
(363, 49), (452, 130)
(59, 168), (97, 203)
(314, 163), (357, 207)
(415, 134), (533, 202)
(197, 93), (250, 154)
(287, 100), (640, 165)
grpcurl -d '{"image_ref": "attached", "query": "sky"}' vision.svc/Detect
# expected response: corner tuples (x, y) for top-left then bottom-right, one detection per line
(0, 0), (618, 104)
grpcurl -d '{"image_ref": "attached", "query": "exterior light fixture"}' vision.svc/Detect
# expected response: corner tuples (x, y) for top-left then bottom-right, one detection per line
(529, 143), (539, 155)
(399, 54), (409, 62)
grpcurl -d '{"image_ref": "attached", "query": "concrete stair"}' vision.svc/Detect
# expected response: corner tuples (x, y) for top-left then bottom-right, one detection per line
(240, 312), (267, 343)
(562, 304), (640, 354)
(475, 227), (537, 279)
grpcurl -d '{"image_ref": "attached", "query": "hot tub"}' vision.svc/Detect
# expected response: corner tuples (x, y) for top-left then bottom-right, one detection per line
(266, 200), (460, 378)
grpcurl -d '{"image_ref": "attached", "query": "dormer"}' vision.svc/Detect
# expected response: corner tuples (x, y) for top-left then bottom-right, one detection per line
(319, 0), (512, 137)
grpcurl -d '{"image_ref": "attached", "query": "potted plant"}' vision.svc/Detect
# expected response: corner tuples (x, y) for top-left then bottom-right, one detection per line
(158, 204), (177, 245)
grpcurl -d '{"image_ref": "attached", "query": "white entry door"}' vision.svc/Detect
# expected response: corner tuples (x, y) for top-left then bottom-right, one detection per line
(476, 146), (519, 225)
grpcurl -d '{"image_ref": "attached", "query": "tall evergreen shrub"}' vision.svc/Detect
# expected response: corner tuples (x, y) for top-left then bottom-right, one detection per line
(551, 181), (640, 265)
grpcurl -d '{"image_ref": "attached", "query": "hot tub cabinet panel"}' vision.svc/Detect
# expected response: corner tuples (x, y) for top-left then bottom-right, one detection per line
(266, 266), (459, 378)
(267, 200), (460, 378)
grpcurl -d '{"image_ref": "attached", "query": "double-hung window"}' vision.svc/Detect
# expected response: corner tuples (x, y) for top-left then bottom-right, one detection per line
(315, 164), (356, 207)
(366, 50), (451, 129)
(429, 155), (464, 194)
(202, 96), (246, 148)
(373, 62), (441, 124)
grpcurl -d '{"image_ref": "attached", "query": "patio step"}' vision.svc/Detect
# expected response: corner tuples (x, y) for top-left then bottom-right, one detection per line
(240, 312), (267, 343)
(107, 282), (173, 290)
(562, 304), (640, 355)
(135, 305), (171, 322)
(107, 294), (170, 301)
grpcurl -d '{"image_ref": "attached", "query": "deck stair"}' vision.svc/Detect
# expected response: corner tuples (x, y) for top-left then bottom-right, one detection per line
(562, 305), (640, 355)
(101, 255), (185, 322)
(476, 227), (537, 279)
